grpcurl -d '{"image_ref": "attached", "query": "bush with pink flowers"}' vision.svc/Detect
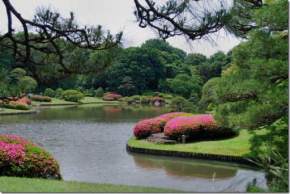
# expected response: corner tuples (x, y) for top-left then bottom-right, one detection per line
(0, 134), (61, 179)
(164, 114), (235, 140)
(133, 112), (194, 139)
(133, 118), (164, 139)
(103, 92), (123, 101)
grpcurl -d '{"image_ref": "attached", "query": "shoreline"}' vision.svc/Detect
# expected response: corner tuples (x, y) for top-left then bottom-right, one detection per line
(126, 143), (257, 167)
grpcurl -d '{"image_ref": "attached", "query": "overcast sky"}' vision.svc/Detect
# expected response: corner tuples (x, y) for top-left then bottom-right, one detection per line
(0, 0), (241, 57)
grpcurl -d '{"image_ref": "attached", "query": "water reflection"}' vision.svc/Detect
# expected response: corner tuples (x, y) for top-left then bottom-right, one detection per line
(132, 154), (237, 179)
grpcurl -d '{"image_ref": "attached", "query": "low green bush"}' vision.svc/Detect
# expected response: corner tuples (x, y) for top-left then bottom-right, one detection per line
(95, 87), (104, 97)
(61, 90), (84, 102)
(82, 88), (95, 97)
(55, 88), (64, 98)
(140, 96), (152, 105)
(44, 88), (55, 97)
(170, 96), (196, 112)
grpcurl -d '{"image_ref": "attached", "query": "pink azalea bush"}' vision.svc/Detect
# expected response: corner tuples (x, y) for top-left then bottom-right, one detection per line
(164, 114), (222, 140)
(0, 134), (61, 179)
(133, 118), (164, 139)
(103, 92), (123, 101)
(133, 112), (193, 139)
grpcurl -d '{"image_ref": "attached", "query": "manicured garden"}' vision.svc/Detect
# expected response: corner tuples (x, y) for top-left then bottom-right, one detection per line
(128, 112), (265, 159)
(128, 129), (253, 157)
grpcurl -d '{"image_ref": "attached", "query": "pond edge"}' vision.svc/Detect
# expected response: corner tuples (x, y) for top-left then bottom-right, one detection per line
(126, 143), (257, 167)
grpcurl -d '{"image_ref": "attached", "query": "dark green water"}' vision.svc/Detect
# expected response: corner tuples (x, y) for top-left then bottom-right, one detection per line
(0, 105), (267, 192)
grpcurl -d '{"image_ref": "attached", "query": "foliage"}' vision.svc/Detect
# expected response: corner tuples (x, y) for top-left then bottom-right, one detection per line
(166, 74), (202, 99)
(94, 87), (104, 97)
(170, 96), (196, 112)
(0, 134), (61, 179)
(30, 95), (52, 102)
(43, 88), (55, 98)
(197, 0), (288, 191)
(0, 67), (37, 98)
(61, 90), (84, 102)
(249, 117), (288, 192)
(55, 88), (64, 98)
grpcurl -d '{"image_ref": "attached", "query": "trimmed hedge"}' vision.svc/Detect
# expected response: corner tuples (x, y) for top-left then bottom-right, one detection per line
(61, 90), (84, 102)
(30, 95), (52, 102)
(0, 134), (61, 179)
(103, 92), (122, 101)
(133, 118), (164, 139)
(133, 112), (193, 139)
(44, 88), (55, 97)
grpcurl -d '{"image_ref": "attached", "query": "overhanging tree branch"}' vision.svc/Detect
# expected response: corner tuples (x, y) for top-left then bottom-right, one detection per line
(0, 0), (123, 73)
(134, 0), (263, 40)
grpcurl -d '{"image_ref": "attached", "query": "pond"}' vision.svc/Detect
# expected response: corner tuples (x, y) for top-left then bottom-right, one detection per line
(0, 105), (267, 192)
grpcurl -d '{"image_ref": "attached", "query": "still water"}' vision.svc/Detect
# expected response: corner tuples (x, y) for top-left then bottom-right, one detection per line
(0, 105), (267, 192)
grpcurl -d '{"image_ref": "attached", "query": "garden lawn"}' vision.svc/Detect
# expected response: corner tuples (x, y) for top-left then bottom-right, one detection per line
(0, 108), (36, 115)
(80, 97), (120, 105)
(0, 177), (178, 192)
(128, 130), (262, 157)
(32, 98), (77, 106)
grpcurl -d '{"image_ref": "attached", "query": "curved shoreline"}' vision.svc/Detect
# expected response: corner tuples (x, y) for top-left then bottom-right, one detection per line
(126, 143), (257, 167)
(0, 109), (38, 116)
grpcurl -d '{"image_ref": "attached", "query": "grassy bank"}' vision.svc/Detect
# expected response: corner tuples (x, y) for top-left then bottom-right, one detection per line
(80, 97), (120, 105)
(31, 97), (121, 107)
(0, 177), (178, 192)
(0, 108), (37, 115)
(32, 98), (77, 106)
(128, 130), (259, 157)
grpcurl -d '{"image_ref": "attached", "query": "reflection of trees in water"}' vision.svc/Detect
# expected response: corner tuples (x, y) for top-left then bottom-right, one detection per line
(132, 155), (237, 180)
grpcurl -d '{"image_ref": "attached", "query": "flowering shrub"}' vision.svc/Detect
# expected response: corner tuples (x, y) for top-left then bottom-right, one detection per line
(16, 97), (32, 105)
(103, 92), (123, 101)
(133, 118), (164, 139)
(133, 112), (193, 139)
(163, 114), (234, 140)
(30, 95), (52, 102)
(0, 134), (61, 179)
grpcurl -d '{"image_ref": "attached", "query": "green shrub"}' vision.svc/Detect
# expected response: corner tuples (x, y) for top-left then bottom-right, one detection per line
(61, 90), (84, 102)
(2, 102), (30, 110)
(44, 88), (55, 97)
(140, 96), (152, 105)
(30, 95), (52, 102)
(82, 88), (95, 97)
(55, 88), (64, 98)
(170, 96), (196, 112)
(95, 87), (104, 97)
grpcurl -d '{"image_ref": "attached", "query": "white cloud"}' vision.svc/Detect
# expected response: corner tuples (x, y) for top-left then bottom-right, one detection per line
(0, 0), (241, 57)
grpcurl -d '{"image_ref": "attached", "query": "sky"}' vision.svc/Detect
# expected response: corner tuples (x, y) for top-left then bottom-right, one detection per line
(0, 0), (241, 57)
